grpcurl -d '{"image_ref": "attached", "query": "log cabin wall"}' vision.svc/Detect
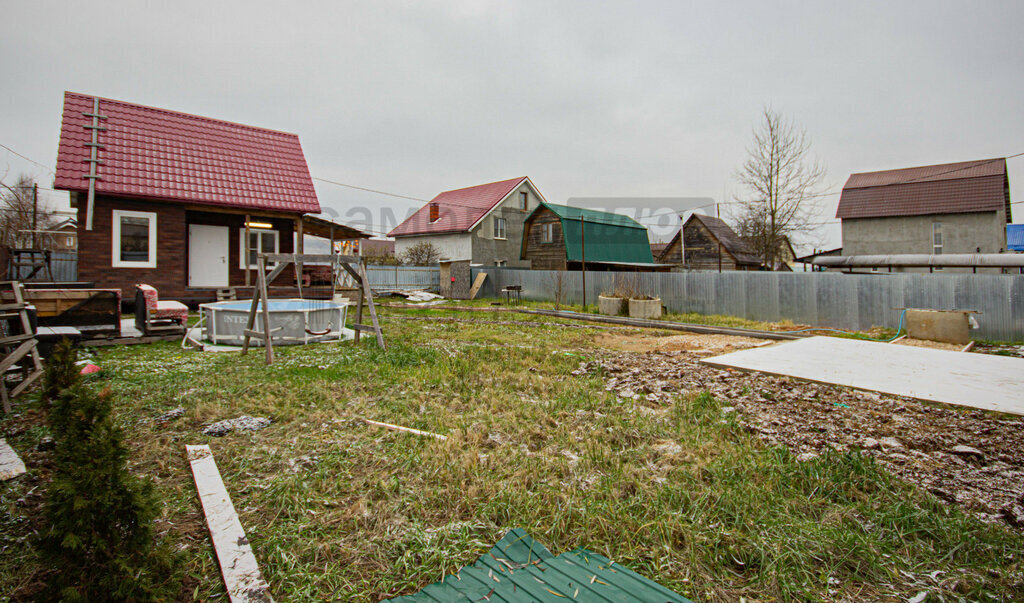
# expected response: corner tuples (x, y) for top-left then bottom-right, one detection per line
(522, 206), (567, 270)
(683, 219), (738, 270)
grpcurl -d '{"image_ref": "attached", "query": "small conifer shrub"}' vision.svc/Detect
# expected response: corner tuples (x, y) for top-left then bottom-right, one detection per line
(36, 341), (177, 600)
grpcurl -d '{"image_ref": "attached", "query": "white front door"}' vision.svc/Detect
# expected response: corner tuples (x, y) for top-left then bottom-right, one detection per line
(188, 224), (229, 287)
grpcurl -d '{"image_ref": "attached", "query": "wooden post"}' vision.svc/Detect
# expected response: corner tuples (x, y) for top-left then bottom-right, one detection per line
(296, 218), (304, 293)
(258, 256), (274, 365)
(360, 260), (385, 349)
(580, 215), (586, 309)
(353, 270), (364, 344)
(244, 215), (251, 287)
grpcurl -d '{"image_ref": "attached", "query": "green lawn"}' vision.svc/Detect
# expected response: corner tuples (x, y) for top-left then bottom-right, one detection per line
(1, 307), (1021, 600)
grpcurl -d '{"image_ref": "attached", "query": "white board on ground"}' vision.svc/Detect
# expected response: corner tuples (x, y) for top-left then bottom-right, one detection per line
(700, 336), (1024, 416)
(187, 444), (273, 602)
(0, 439), (26, 480)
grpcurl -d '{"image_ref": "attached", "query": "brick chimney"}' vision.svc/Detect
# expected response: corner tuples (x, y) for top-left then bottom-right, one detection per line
(429, 202), (439, 222)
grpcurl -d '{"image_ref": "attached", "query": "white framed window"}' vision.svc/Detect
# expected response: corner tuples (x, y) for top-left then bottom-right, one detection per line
(542, 222), (555, 243)
(239, 228), (279, 269)
(111, 209), (157, 268)
(520, 191), (528, 210)
(932, 222), (943, 254)
(494, 217), (507, 240)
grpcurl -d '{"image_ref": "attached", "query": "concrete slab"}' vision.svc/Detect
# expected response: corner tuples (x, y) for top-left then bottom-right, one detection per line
(700, 336), (1024, 416)
(0, 439), (26, 480)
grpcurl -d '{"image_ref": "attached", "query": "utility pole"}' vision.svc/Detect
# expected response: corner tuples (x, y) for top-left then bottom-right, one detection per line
(32, 183), (38, 248)
(580, 213), (586, 310)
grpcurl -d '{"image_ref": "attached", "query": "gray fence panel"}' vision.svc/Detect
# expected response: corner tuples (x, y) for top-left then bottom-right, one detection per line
(364, 265), (440, 292)
(10, 251), (77, 282)
(472, 268), (1024, 340)
(777, 274), (818, 328)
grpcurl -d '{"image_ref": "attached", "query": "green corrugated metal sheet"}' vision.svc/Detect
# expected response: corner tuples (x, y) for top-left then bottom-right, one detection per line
(531, 203), (654, 264)
(386, 529), (692, 602)
(542, 203), (646, 229)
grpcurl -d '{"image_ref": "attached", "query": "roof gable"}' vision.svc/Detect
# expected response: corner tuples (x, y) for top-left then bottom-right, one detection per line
(538, 202), (646, 229)
(54, 92), (320, 214)
(836, 158), (1008, 220)
(388, 177), (527, 237)
(685, 213), (760, 264)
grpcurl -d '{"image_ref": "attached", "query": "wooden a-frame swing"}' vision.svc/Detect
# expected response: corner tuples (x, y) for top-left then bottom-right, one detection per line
(241, 253), (385, 365)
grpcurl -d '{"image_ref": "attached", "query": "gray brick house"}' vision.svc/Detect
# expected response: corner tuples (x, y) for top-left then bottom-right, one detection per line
(389, 177), (546, 267)
(836, 158), (1012, 273)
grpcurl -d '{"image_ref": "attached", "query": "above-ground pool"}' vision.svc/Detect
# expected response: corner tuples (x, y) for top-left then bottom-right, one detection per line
(199, 299), (348, 346)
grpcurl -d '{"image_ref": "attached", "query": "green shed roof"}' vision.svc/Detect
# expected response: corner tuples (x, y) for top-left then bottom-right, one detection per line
(541, 203), (647, 229)
(386, 529), (692, 602)
(529, 202), (654, 264)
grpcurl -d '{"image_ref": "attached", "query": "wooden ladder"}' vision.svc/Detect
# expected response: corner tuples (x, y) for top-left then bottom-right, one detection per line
(0, 281), (45, 412)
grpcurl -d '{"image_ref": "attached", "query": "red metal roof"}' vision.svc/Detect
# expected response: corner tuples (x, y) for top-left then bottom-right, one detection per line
(388, 177), (527, 237)
(54, 92), (320, 214)
(836, 158), (1008, 220)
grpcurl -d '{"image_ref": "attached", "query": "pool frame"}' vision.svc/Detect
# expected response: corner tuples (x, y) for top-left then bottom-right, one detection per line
(199, 298), (348, 346)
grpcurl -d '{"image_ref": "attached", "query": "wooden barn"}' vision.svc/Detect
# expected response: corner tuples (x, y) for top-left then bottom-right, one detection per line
(53, 92), (365, 304)
(656, 213), (762, 271)
(520, 202), (667, 271)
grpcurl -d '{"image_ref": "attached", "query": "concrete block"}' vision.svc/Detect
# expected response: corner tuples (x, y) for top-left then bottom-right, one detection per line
(598, 295), (627, 316)
(629, 298), (663, 320)
(905, 309), (971, 344)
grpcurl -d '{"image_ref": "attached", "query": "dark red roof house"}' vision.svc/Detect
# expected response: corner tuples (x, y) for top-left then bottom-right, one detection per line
(388, 177), (546, 266)
(836, 158), (1011, 273)
(53, 92), (366, 303)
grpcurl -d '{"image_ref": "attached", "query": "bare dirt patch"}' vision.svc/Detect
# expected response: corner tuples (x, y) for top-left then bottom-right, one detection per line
(593, 331), (766, 355)
(575, 349), (1024, 529)
(893, 337), (967, 352)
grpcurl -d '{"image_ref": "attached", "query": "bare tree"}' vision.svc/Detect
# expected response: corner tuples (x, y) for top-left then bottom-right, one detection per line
(400, 241), (441, 266)
(0, 174), (59, 249)
(732, 107), (826, 270)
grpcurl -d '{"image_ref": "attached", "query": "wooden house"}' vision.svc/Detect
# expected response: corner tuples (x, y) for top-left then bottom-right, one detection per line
(521, 202), (667, 271)
(53, 92), (366, 304)
(656, 213), (761, 271)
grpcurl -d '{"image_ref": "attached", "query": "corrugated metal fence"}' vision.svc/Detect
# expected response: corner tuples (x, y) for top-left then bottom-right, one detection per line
(365, 265), (440, 292)
(473, 268), (1024, 341)
(9, 251), (78, 282)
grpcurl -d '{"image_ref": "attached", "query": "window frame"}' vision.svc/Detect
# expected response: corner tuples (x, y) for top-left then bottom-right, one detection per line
(520, 191), (528, 211)
(932, 222), (943, 255)
(542, 222), (555, 243)
(493, 217), (507, 240)
(111, 209), (157, 268)
(239, 228), (280, 269)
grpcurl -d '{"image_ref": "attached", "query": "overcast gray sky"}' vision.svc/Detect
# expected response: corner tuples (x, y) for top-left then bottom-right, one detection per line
(2, 0), (1022, 249)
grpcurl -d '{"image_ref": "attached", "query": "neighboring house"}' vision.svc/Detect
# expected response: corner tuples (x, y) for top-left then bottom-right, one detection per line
(836, 158), (1012, 273)
(520, 202), (662, 270)
(53, 92), (365, 303)
(388, 177), (545, 267)
(649, 241), (669, 261)
(769, 236), (797, 271)
(359, 238), (396, 258)
(656, 214), (761, 271)
(51, 218), (77, 251)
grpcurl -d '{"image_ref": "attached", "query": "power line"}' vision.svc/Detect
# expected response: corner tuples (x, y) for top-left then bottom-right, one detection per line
(0, 143), (55, 175)
(312, 176), (427, 202)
